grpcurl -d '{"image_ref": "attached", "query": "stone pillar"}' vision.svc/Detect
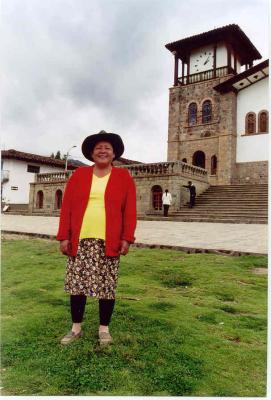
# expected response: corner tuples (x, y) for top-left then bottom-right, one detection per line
(167, 86), (181, 161)
(28, 183), (35, 213)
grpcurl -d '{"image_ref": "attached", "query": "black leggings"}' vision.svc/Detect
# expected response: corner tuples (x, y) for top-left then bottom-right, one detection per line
(70, 295), (115, 326)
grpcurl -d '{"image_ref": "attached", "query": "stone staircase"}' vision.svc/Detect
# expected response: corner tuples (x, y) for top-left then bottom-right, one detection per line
(146, 184), (268, 224)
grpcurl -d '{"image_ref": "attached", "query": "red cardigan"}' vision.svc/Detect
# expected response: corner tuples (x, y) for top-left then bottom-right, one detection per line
(56, 166), (137, 257)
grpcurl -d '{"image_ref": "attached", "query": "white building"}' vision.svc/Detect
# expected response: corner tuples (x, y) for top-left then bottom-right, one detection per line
(1, 149), (79, 207)
(214, 59), (269, 164)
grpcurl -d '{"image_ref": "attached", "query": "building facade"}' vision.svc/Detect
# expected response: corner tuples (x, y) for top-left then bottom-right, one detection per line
(165, 24), (268, 185)
(1, 149), (79, 210)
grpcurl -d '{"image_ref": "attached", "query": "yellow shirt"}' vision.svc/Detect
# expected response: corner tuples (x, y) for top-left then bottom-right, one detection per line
(79, 172), (111, 240)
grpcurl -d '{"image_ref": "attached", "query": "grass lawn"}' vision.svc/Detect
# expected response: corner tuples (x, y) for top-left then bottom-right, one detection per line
(1, 236), (268, 396)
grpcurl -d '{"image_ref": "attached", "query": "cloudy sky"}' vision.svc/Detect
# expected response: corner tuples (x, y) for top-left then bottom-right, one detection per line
(2, 0), (269, 164)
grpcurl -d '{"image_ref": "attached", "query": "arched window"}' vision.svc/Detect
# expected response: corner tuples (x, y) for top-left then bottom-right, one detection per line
(36, 191), (44, 209)
(211, 155), (217, 175)
(192, 151), (206, 169)
(202, 100), (212, 124)
(182, 158), (187, 163)
(55, 189), (63, 209)
(188, 102), (197, 126)
(258, 111), (268, 133)
(245, 112), (256, 134)
(151, 185), (162, 210)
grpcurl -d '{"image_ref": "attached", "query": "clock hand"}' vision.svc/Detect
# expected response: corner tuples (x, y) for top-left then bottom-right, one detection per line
(203, 56), (210, 65)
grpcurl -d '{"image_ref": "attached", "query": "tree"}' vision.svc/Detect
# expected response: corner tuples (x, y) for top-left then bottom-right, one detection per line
(55, 151), (61, 159)
(50, 153), (55, 158)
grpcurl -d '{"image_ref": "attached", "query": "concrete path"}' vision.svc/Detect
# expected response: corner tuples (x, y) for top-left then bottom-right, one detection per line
(2, 214), (268, 255)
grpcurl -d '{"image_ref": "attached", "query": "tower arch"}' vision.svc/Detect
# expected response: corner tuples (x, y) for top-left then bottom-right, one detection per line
(192, 151), (206, 169)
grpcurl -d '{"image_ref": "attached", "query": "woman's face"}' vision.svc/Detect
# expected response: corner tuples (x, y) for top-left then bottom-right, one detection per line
(91, 141), (115, 166)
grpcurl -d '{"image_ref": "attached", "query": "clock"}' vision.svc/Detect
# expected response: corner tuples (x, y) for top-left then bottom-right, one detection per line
(193, 51), (214, 72)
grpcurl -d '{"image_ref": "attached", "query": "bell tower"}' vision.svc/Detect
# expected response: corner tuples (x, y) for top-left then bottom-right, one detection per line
(165, 24), (261, 184)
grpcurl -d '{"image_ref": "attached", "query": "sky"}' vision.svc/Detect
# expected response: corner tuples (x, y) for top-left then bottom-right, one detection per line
(2, 0), (269, 164)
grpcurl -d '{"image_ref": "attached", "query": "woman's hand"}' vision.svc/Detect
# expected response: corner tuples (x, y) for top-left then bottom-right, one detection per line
(60, 240), (70, 255)
(119, 240), (130, 256)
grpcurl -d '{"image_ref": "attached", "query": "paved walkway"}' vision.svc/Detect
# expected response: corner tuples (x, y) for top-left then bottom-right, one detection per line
(2, 214), (268, 255)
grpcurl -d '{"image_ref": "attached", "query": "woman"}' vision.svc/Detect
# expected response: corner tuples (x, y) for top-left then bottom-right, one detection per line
(56, 130), (137, 345)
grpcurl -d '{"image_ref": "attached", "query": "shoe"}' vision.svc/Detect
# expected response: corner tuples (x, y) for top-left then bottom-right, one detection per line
(99, 331), (113, 346)
(60, 330), (82, 345)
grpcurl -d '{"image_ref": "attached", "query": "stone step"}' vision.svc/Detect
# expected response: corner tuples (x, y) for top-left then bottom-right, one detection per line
(196, 196), (268, 203)
(208, 185), (268, 188)
(204, 192), (268, 195)
(194, 205), (268, 208)
(182, 204), (266, 211)
(204, 190), (268, 194)
(141, 216), (267, 224)
(171, 214), (268, 219)
(194, 199), (268, 203)
(168, 209), (267, 214)
(206, 186), (268, 190)
(144, 184), (268, 225)
(196, 200), (268, 203)
(198, 193), (268, 197)
(202, 193), (268, 197)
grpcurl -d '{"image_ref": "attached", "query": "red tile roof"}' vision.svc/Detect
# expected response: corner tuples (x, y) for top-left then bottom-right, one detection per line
(1, 149), (79, 169)
(114, 157), (142, 165)
(1, 149), (142, 168)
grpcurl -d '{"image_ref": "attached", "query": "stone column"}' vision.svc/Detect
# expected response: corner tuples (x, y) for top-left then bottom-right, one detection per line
(167, 86), (181, 161)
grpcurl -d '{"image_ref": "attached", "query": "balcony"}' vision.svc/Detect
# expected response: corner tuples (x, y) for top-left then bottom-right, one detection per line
(178, 66), (234, 85)
(35, 171), (72, 183)
(122, 161), (207, 180)
(1, 170), (9, 183)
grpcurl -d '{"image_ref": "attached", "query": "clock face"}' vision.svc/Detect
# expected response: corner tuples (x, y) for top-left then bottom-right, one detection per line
(194, 51), (214, 72)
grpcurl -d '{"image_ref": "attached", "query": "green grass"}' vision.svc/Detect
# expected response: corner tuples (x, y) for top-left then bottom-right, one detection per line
(1, 237), (268, 396)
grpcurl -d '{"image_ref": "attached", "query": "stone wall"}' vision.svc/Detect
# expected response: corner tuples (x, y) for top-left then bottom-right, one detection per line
(167, 75), (238, 185)
(233, 161), (268, 184)
(123, 161), (209, 216)
(28, 171), (71, 215)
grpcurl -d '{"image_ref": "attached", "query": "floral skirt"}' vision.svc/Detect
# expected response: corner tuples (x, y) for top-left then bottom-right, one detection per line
(64, 238), (120, 299)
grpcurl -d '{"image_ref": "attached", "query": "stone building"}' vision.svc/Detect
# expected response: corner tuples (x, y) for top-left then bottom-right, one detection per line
(27, 24), (268, 217)
(165, 24), (268, 185)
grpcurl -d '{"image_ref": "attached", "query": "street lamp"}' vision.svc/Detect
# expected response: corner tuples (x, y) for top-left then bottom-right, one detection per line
(65, 145), (77, 171)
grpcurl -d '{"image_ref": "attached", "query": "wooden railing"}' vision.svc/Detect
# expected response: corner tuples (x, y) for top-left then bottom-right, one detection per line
(35, 171), (72, 182)
(178, 66), (234, 85)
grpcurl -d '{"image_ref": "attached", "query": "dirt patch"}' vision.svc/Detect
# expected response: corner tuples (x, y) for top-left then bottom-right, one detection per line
(251, 268), (268, 275)
(1, 233), (32, 240)
(224, 335), (241, 344)
(2, 233), (52, 242)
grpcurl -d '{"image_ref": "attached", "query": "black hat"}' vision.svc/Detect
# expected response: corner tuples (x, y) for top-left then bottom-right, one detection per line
(81, 130), (124, 162)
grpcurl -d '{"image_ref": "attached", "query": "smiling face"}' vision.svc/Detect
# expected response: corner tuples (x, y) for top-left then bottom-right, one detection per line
(91, 141), (115, 166)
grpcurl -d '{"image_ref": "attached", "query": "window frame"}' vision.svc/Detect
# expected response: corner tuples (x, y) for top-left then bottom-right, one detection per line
(188, 102), (197, 126)
(245, 112), (256, 135)
(27, 164), (40, 173)
(258, 110), (268, 133)
(202, 100), (212, 124)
